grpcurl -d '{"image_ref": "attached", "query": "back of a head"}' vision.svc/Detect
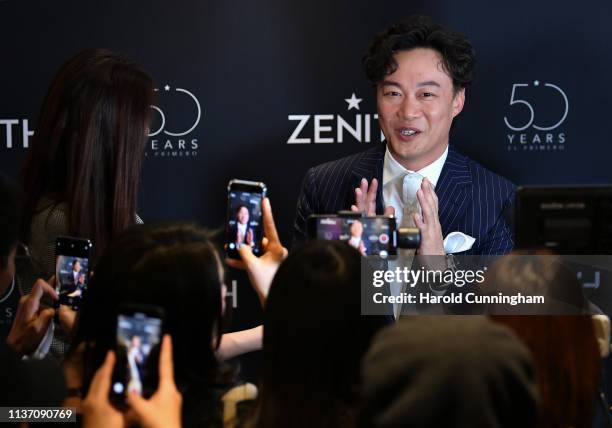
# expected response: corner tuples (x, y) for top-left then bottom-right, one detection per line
(483, 251), (600, 428)
(257, 240), (389, 428)
(21, 49), (154, 258)
(75, 223), (224, 419)
(490, 315), (600, 428)
(0, 172), (22, 271)
(483, 250), (588, 315)
(361, 316), (539, 428)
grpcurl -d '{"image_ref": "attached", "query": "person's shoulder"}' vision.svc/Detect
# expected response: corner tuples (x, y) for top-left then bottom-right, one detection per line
(32, 198), (69, 231)
(449, 146), (516, 195)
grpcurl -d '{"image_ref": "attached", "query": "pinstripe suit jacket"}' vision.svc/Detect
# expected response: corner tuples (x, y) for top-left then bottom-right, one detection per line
(293, 143), (516, 255)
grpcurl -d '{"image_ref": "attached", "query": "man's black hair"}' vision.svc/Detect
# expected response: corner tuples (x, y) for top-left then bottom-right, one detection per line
(362, 15), (475, 92)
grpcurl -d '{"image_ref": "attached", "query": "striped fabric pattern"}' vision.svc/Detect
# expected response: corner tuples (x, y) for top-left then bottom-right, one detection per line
(293, 143), (516, 256)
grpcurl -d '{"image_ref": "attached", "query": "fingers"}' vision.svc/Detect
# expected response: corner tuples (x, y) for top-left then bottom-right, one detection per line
(365, 178), (378, 214)
(224, 258), (246, 270)
(238, 243), (257, 265)
(126, 392), (147, 416)
(261, 198), (281, 244)
(416, 183), (439, 226)
(354, 178), (381, 215)
(32, 278), (58, 302)
(353, 178), (368, 211)
(354, 188), (364, 211)
(383, 206), (395, 217)
(58, 305), (77, 334)
(89, 351), (115, 401)
(36, 307), (56, 332)
(48, 276), (58, 294)
(21, 280), (49, 320)
(158, 335), (175, 388)
(414, 181), (445, 256)
(419, 179), (438, 218)
(413, 212), (425, 230)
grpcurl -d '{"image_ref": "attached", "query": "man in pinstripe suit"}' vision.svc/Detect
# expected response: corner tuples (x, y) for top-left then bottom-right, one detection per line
(294, 16), (515, 257)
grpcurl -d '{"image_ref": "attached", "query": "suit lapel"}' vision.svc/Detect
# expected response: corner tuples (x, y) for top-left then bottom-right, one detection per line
(348, 143), (386, 214)
(436, 146), (472, 235)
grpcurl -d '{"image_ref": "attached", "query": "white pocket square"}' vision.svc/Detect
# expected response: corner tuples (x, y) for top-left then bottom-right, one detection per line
(443, 231), (476, 254)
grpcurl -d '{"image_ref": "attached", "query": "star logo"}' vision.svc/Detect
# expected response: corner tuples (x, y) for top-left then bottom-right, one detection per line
(533, 80), (539, 86)
(164, 84), (170, 91)
(345, 93), (362, 111)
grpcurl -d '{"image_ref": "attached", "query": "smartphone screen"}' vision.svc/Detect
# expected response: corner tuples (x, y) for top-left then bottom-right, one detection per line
(111, 309), (163, 403)
(226, 180), (266, 259)
(55, 237), (92, 310)
(308, 216), (397, 257)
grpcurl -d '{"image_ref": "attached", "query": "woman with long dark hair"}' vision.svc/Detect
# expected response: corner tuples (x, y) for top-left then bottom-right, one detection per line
(251, 240), (390, 428)
(72, 223), (232, 427)
(485, 252), (602, 428)
(21, 48), (153, 280)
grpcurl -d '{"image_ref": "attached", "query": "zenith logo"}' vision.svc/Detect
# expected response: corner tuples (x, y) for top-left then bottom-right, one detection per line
(0, 119), (34, 149)
(286, 93), (384, 144)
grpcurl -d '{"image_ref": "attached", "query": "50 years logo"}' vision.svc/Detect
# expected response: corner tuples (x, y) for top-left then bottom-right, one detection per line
(504, 81), (568, 151)
(1, 84), (204, 157)
(147, 85), (202, 157)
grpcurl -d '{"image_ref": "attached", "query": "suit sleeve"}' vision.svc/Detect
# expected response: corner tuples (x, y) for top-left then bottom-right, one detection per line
(475, 189), (515, 256)
(292, 167), (318, 248)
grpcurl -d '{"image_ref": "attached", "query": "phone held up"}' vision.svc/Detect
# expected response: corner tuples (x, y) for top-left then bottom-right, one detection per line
(110, 303), (165, 407)
(307, 214), (398, 257)
(225, 179), (267, 259)
(55, 236), (93, 310)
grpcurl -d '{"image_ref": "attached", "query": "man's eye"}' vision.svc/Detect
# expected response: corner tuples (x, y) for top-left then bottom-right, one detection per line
(384, 91), (401, 97)
(421, 92), (435, 98)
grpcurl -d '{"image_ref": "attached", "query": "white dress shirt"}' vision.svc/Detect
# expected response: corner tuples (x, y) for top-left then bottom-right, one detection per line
(382, 146), (448, 226)
(237, 222), (247, 243)
(382, 146), (448, 318)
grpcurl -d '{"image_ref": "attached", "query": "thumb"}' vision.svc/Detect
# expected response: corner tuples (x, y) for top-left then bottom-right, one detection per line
(35, 307), (56, 331)
(413, 212), (425, 229)
(238, 243), (257, 265)
(384, 206), (395, 217)
(126, 392), (148, 416)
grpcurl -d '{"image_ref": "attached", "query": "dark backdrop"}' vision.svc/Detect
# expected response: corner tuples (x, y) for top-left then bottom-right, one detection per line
(1, 0), (611, 380)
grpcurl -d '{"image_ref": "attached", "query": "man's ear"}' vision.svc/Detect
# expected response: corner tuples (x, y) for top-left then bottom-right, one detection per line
(452, 88), (465, 118)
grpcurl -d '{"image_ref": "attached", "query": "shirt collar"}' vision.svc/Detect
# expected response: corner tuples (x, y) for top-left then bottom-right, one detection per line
(383, 145), (448, 188)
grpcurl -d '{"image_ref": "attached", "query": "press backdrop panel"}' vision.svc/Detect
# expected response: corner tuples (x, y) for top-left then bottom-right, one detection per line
(2, 0), (611, 378)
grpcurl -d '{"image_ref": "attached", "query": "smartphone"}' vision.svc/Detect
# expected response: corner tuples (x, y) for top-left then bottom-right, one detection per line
(55, 236), (93, 310)
(110, 304), (165, 406)
(307, 215), (397, 257)
(226, 179), (267, 259)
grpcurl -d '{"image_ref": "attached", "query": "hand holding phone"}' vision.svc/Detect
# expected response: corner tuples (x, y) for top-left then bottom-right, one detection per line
(226, 179), (267, 259)
(55, 236), (92, 311)
(225, 198), (288, 304)
(110, 304), (165, 406)
(308, 215), (397, 257)
(6, 279), (57, 357)
(83, 335), (181, 428)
